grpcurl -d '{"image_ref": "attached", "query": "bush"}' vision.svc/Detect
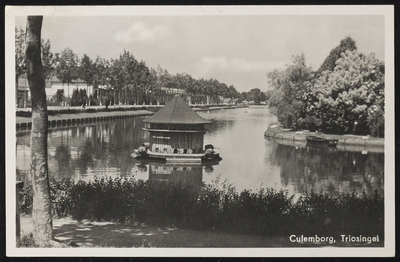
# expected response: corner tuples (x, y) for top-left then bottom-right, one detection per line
(18, 177), (384, 238)
(367, 107), (384, 137)
(70, 88), (87, 106)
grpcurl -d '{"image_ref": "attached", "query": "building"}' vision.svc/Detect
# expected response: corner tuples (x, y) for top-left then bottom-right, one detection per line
(16, 75), (94, 107)
(143, 94), (212, 154)
(45, 75), (94, 99)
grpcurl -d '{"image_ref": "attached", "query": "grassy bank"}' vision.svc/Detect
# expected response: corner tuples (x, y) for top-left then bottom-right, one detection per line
(19, 177), (384, 240)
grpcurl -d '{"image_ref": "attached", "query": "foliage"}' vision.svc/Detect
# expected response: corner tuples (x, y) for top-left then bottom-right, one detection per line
(15, 27), (26, 82)
(79, 54), (94, 87)
(53, 89), (64, 104)
(266, 53), (314, 129)
(317, 36), (357, 74)
(308, 50), (384, 135)
(19, 177), (384, 238)
(70, 89), (88, 106)
(290, 191), (383, 236)
(266, 37), (384, 137)
(241, 88), (267, 104)
(15, 27), (55, 86)
(55, 48), (79, 85)
(41, 39), (56, 82)
(16, 26), (241, 107)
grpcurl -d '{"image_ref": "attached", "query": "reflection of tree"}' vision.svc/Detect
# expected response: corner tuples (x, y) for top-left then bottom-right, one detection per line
(268, 141), (384, 195)
(16, 117), (147, 181)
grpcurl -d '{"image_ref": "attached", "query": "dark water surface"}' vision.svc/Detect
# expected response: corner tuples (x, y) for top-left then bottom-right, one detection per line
(16, 106), (384, 196)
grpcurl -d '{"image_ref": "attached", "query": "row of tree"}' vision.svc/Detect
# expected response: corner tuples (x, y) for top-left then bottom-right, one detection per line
(240, 88), (267, 104)
(265, 37), (384, 137)
(16, 27), (242, 106)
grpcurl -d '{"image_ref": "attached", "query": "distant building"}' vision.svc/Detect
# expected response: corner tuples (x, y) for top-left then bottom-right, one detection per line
(16, 75), (94, 107)
(45, 75), (94, 99)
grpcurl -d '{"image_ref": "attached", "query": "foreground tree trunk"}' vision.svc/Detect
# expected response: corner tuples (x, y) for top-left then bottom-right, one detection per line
(26, 16), (53, 246)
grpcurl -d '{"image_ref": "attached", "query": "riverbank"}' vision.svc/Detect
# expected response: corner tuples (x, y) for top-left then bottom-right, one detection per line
(16, 109), (154, 132)
(265, 125), (384, 152)
(19, 215), (382, 248)
(15, 104), (243, 131)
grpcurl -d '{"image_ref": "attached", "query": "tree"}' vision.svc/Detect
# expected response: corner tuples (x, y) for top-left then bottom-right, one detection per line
(53, 89), (64, 104)
(15, 27), (26, 105)
(91, 56), (110, 106)
(70, 88), (88, 106)
(266, 53), (314, 129)
(309, 50), (384, 136)
(79, 54), (94, 106)
(26, 15), (53, 246)
(16, 28), (55, 105)
(41, 39), (55, 83)
(243, 88), (267, 104)
(55, 48), (79, 105)
(317, 36), (357, 74)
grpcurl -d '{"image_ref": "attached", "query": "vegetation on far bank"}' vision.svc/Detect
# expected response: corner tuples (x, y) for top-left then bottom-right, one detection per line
(19, 177), (384, 239)
(265, 37), (384, 137)
(16, 27), (242, 108)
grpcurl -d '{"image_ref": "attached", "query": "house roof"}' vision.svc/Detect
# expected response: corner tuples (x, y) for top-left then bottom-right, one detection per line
(143, 95), (212, 125)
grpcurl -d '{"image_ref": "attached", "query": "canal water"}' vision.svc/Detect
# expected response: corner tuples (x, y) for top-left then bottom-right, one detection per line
(16, 106), (384, 196)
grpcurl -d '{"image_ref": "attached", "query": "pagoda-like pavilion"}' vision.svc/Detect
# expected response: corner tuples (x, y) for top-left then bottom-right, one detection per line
(143, 95), (212, 155)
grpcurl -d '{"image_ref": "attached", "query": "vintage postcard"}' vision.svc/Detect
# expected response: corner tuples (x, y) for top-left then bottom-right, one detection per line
(5, 5), (394, 257)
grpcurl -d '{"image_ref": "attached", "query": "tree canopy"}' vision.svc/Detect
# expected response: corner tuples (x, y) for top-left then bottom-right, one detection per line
(317, 36), (357, 74)
(15, 26), (242, 106)
(265, 37), (384, 137)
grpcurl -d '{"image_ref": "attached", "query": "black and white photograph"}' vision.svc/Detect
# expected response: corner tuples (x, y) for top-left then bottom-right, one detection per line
(5, 5), (394, 257)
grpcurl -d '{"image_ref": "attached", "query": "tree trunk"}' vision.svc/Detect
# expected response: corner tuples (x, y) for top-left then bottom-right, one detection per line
(15, 76), (19, 107)
(26, 16), (53, 246)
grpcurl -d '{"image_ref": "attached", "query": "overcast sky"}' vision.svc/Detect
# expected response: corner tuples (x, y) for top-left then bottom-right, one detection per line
(15, 14), (385, 93)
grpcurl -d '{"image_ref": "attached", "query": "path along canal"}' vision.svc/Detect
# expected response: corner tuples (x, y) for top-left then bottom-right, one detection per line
(16, 106), (384, 196)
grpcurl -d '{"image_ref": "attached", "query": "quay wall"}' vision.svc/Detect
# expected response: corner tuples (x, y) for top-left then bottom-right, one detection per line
(16, 110), (154, 132)
(16, 104), (243, 117)
(15, 104), (244, 132)
(265, 126), (384, 151)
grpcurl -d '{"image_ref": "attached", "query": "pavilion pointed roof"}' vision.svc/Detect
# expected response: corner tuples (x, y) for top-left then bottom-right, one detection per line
(143, 95), (212, 125)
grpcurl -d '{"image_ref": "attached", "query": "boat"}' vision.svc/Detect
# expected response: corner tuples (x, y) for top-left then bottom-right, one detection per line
(132, 143), (222, 164)
(306, 135), (338, 147)
(132, 156), (220, 167)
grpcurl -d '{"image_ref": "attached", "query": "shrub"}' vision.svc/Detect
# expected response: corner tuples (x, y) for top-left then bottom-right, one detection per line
(18, 177), (384, 238)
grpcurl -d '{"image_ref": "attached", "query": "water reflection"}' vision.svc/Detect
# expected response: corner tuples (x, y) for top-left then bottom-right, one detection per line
(132, 159), (216, 190)
(16, 117), (147, 181)
(266, 138), (384, 196)
(15, 107), (384, 196)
